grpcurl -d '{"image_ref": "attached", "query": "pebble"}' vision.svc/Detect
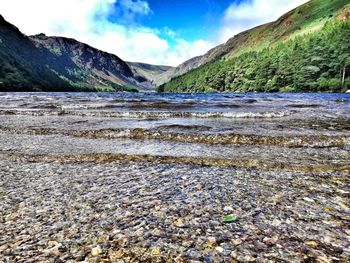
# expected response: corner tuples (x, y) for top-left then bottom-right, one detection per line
(150, 247), (161, 256)
(174, 218), (185, 227)
(91, 246), (103, 256)
(223, 206), (234, 212)
(109, 250), (124, 260)
(48, 241), (59, 247)
(232, 239), (242, 246)
(305, 241), (319, 248)
(263, 237), (277, 247)
(215, 246), (224, 253)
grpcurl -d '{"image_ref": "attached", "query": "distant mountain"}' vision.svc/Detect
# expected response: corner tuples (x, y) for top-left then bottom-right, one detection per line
(160, 0), (350, 90)
(0, 15), (164, 92)
(127, 62), (173, 87)
(155, 54), (213, 86)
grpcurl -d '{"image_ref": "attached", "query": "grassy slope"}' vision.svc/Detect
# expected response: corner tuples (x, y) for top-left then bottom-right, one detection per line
(209, 0), (350, 61)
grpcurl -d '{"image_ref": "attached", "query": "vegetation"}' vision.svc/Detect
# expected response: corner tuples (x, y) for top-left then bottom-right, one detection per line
(160, 20), (350, 93)
(158, 0), (350, 87)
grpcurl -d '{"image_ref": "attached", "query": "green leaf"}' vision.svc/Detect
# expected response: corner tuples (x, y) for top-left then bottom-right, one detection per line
(223, 215), (236, 223)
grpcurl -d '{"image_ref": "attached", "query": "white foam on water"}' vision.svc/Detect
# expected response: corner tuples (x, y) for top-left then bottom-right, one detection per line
(74, 110), (296, 119)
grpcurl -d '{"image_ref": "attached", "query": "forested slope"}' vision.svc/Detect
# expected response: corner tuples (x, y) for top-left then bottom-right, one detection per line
(160, 0), (350, 93)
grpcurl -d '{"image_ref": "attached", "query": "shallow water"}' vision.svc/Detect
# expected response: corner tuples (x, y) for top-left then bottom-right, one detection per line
(0, 92), (349, 262)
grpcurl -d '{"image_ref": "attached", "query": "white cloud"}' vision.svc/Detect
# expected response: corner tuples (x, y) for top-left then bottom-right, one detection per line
(0, 0), (311, 66)
(119, 0), (151, 15)
(218, 0), (309, 43)
(0, 0), (213, 66)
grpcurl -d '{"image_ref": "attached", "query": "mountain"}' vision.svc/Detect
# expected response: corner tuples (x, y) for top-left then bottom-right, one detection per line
(154, 53), (216, 86)
(127, 62), (173, 87)
(160, 0), (350, 92)
(0, 15), (71, 91)
(0, 15), (163, 92)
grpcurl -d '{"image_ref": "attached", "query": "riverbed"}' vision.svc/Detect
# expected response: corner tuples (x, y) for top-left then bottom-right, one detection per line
(0, 92), (349, 262)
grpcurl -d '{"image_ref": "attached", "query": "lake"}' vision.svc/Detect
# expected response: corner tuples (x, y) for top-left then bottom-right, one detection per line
(0, 92), (349, 261)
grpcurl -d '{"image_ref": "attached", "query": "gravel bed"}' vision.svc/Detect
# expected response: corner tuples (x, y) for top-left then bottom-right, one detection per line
(0, 159), (349, 262)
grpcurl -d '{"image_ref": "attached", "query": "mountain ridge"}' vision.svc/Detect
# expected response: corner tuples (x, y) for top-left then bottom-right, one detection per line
(0, 15), (167, 92)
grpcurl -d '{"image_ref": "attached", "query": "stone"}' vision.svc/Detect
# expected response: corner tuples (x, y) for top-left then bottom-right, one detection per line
(97, 235), (110, 243)
(263, 237), (277, 247)
(232, 239), (242, 246)
(222, 242), (233, 252)
(150, 247), (161, 257)
(223, 206), (234, 212)
(109, 249), (124, 260)
(5, 213), (19, 221)
(174, 218), (185, 227)
(305, 241), (319, 248)
(0, 244), (9, 252)
(272, 219), (282, 227)
(91, 246), (103, 256)
(189, 249), (201, 259)
(215, 246), (224, 253)
(48, 241), (59, 247)
(44, 245), (61, 257)
(230, 250), (238, 258)
(303, 197), (314, 203)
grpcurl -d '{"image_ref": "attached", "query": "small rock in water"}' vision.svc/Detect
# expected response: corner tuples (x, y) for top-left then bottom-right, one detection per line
(150, 247), (161, 256)
(44, 246), (61, 257)
(263, 237), (277, 247)
(305, 241), (319, 248)
(47, 241), (59, 247)
(205, 237), (217, 248)
(97, 235), (110, 243)
(232, 239), (242, 246)
(303, 197), (314, 203)
(215, 246), (224, 253)
(91, 246), (103, 256)
(223, 206), (234, 212)
(109, 249), (124, 260)
(174, 218), (185, 227)
(272, 219), (282, 227)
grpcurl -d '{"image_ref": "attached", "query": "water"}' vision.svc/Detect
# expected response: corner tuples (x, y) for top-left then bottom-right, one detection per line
(0, 92), (349, 261)
(1, 92), (349, 116)
(0, 92), (349, 137)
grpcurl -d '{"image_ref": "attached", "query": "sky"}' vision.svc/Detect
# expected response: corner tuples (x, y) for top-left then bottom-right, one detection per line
(0, 0), (309, 66)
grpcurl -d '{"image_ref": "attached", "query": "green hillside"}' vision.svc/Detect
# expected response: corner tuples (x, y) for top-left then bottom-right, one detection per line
(160, 0), (350, 93)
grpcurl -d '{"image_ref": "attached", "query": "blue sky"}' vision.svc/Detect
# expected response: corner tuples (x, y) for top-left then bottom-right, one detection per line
(1, 0), (308, 66)
(136, 0), (236, 41)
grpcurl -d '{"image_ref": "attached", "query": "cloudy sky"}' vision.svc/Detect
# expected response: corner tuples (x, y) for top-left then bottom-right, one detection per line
(0, 0), (308, 66)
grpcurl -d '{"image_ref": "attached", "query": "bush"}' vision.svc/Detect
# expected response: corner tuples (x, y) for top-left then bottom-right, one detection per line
(279, 86), (296, 92)
(318, 77), (342, 92)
